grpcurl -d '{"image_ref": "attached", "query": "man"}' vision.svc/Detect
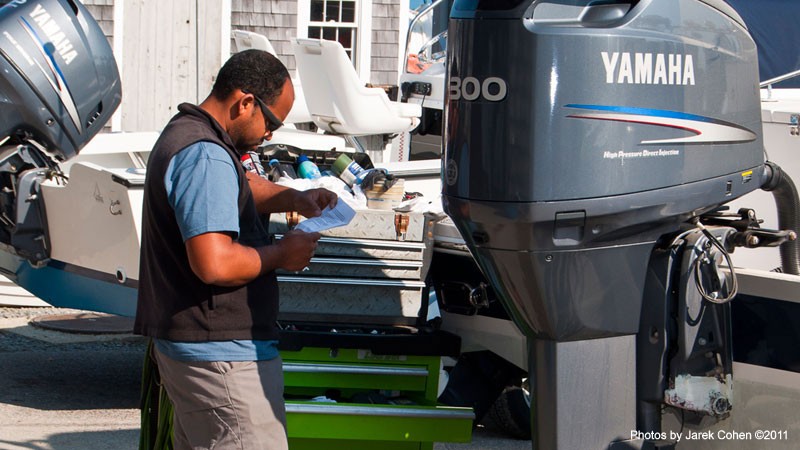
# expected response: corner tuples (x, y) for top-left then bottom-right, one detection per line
(134, 49), (337, 449)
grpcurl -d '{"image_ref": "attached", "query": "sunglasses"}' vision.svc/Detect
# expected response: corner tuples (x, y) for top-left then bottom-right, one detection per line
(244, 91), (284, 132)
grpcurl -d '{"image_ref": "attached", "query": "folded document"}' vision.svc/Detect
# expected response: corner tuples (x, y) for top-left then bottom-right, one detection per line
(294, 200), (356, 233)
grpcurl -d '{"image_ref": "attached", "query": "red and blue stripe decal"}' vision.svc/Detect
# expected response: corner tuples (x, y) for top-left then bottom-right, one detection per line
(17, 16), (82, 134)
(565, 104), (756, 145)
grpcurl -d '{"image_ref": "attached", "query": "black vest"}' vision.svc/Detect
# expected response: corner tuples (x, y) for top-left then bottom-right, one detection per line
(133, 103), (279, 341)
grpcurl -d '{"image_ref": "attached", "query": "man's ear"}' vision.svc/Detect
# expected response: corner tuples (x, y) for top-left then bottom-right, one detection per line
(235, 91), (256, 118)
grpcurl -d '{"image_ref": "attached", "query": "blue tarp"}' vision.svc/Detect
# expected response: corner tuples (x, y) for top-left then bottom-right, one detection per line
(726, 0), (800, 87)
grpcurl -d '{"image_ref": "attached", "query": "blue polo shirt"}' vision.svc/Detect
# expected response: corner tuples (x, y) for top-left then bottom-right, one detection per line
(154, 141), (278, 362)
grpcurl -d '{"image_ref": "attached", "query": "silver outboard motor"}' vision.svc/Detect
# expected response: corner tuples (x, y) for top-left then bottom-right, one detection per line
(444, 0), (765, 448)
(0, 0), (121, 263)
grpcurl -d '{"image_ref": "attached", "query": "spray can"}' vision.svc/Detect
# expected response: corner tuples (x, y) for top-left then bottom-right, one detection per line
(241, 151), (266, 177)
(297, 155), (322, 179)
(331, 153), (367, 187)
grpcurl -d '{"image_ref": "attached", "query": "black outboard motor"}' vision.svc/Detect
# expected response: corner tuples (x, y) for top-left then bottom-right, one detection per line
(0, 0), (121, 263)
(443, 0), (765, 448)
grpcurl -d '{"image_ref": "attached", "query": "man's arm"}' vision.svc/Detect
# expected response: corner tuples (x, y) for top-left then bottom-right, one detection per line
(245, 171), (298, 213)
(246, 171), (338, 217)
(186, 230), (319, 287)
(164, 143), (323, 287)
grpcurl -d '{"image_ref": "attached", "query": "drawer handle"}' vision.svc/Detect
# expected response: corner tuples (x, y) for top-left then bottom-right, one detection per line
(286, 402), (475, 420)
(284, 363), (427, 377)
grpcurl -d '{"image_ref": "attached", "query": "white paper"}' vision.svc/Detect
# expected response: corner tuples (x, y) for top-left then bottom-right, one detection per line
(294, 200), (356, 233)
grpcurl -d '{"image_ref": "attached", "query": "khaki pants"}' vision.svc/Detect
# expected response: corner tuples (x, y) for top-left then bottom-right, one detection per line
(153, 347), (288, 450)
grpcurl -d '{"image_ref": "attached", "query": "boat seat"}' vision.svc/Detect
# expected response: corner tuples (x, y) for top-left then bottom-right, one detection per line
(232, 29), (277, 55)
(292, 38), (421, 136)
(232, 30), (312, 125)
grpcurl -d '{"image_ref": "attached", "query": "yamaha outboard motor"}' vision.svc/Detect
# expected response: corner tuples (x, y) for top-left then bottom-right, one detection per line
(0, 0), (121, 263)
(444, 0), (765, 448)
(0, 0), (120, 159)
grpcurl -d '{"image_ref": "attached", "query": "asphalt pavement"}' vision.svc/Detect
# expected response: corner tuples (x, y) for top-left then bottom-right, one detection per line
(0, 306), (144, 450)
(0, 306), (531, 450)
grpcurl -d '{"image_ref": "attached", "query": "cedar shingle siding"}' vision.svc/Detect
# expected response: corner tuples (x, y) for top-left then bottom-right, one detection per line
(82, 0), (115, 45)
(231, 0), (300, 73)
(80, 0), (401, 85)
(232, 0), (401, 85)
(81, 0), (115, 130)
(371, 0), (400, 85)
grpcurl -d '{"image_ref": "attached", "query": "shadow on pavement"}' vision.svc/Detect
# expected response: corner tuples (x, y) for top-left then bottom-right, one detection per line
(0, 429), (140, 450)
(0, 344), (146, 411)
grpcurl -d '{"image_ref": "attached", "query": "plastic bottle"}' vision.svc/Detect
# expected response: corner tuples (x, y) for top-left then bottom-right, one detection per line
(331, 153), (367, 187)
(297, 155), (322, 180)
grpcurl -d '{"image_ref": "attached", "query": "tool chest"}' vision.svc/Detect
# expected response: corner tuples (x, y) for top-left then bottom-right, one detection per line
(279, 326), (473, 449)
(265, 150), (472, 448)
(271, 208), (436, 326)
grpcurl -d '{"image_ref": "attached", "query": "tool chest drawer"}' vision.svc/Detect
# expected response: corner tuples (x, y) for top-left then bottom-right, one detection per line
(279, 331), (472, 450)
(277, 276), (427, 325)
(307, 236), (428, 260)
(284, 360), (429, 392)
(271, 210), (437, 326)
(278, 255), (425, 279)
(282, 347), (436, 399)
(285, 402), (473, 450)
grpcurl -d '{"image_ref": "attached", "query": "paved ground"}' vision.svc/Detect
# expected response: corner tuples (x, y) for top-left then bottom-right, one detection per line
(0, 306), (531, 450)
(0, 307), (145, 450)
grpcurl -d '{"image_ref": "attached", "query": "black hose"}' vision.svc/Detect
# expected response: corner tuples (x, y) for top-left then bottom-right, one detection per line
(761, 161), (800, 275)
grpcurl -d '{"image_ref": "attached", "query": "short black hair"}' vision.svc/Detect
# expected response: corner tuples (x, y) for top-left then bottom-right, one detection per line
(211, 50), (290, 105)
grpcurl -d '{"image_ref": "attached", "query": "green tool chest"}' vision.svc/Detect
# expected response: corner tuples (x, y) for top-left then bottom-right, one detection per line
(270, 202), (472, 448)
(279, 328), (473, 449)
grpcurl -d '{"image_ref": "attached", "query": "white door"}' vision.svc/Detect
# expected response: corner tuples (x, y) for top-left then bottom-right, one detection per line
(115, 0), (230, 132)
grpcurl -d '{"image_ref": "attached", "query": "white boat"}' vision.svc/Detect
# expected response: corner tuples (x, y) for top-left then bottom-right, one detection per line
(1, 0), (799, 447)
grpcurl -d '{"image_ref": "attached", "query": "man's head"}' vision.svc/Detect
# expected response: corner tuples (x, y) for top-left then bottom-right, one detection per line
(208, 50), (294, 151)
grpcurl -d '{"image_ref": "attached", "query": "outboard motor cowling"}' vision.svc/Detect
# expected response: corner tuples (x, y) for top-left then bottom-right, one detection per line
(443, 1), (765, 449)
(0, 0), (121, 160)
(443, 0), (764, 341)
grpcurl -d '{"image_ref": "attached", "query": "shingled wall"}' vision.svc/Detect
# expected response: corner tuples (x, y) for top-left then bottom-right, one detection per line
(81, 0), (115, 45)
(370, 0), (401, 85)
(231, 0), (401, 85)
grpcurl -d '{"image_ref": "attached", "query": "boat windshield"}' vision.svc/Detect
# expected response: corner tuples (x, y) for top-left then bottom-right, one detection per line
(405, 0), (450, 74)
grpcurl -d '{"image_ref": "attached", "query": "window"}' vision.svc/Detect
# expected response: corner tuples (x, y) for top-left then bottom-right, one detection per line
(298, 0), (372, 81)
(308, 0), (357, 59)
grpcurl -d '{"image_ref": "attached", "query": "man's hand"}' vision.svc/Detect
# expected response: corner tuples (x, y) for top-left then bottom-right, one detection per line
(247, 173), (338, 216)
(276, 230), (321, 271)
(294, 188), (338, 218)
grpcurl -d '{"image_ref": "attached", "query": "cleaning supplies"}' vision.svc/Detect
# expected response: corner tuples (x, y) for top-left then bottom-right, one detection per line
(331, 153), (367, 187)
(297, 154), (322, 179)
(241, 151), (266, 177)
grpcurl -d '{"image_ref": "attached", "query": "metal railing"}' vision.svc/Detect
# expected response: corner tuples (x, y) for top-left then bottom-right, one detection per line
(760, 69), (800, 100)
(760, 69), (800, 88)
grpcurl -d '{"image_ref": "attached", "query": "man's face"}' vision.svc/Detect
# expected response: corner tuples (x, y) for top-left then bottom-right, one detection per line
(233, 78), (295, 151)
